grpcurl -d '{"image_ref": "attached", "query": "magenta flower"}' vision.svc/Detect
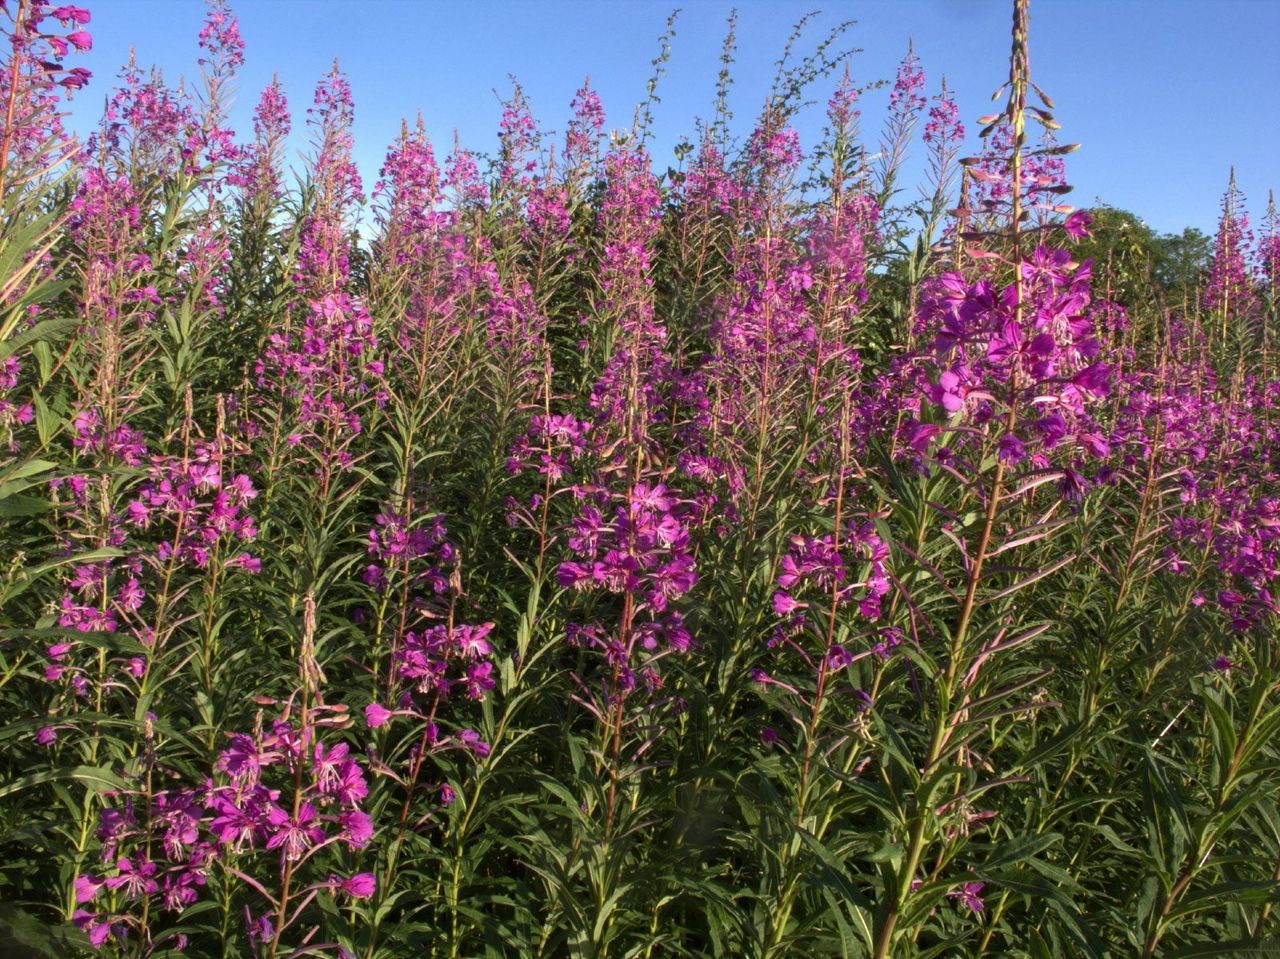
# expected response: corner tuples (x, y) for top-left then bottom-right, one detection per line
(950, 881), (985, 914)
(338, 808), (374, 848)
(336, 872), (376, 899)
(265, 802), (324, 862)
(456, 622), (495, 659)
(208, 791), (264, 849)
(105, 857), (159, 900)
(1062, 210), (1092, 240)
(464, 661), (495, 701)
(72, 910), (113, 949)
(75, 874), (104, 904)
(217, 734), (263, 786)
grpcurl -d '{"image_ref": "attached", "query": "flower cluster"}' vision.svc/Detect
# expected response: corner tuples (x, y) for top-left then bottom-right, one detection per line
(44, 439), (259, 700)
(1204, 173), (1258, 321)
(557, 482), (697, 694)
(0, 0), (90, 188)
(256, 291), (383, 463)
(362, 508), (453, 597)
(296, 64), (361, 294)
(95, 55), (196, 179)
(910, 243), (1111, 480)
(73, 706), (375, 951)
(232, 77), (290, 205)
(771, 521), (892, 648)
(563, 79), (605, 187)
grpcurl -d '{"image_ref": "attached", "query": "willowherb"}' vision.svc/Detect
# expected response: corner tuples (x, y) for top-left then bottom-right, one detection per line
(4, 1), (1280, 957)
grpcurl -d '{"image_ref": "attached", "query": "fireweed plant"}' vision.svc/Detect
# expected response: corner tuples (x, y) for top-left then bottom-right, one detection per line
(1, 0), (1279, 956)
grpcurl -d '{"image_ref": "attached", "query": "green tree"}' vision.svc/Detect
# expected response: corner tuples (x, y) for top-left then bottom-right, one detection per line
(1072, 206), (1212, 309)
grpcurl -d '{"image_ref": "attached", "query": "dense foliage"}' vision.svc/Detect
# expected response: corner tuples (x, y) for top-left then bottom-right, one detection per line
(1, 1), (1279, 956)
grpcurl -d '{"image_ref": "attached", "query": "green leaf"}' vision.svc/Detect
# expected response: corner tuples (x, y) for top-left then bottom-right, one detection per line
(0, 316), (78, 362)
(0, 765), (128, 800)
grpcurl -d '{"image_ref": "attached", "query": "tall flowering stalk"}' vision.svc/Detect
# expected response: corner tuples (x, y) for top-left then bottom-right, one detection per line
(220, 76), (290, 385)
(251, 62), (379, 523)
(1260, 192), (1279, 378)
(705, 102), (815, 519)
(804, 69), (877, 418)
(920, 77), (965, 244)
(755, 398), (892, 956)
(506, 140), (704, 955)
(872, 3), (1107, 953)
(1205, 169), (1258, 349)
(0, 0), (93, 545)
(873, 43), (926, 211)
(0, 0), (90, 197)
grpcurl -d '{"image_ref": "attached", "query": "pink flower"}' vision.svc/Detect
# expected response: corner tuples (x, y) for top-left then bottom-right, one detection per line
(216, 734), (263, 786)
(339, 809), (373, 848)
(997, 433), (1026, 465)
(772, 591), (801, 616)
(456, 728), (490, 758)
(105, 857), (159, 899)
(950, 881), (985, 914)
(825, 645), (853, 670)
(364, 702), (392, 728)
(53, 5), (92, 25)
(229, 553), (262, 574)
(116, 578), (145, 611)
(265, 802), (324, 861)
(455, 622), (494, 659)
(337, 872), (376, 898)
(930, 370), (966, 414)
(464, 661), (495, 701)
(1062, 210), (1092, 240)
(74, 874), (103, 903)
(72, 910), (112, 948)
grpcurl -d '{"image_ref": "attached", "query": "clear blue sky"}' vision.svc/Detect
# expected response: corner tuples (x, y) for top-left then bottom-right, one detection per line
(63, 0), (1280, 236)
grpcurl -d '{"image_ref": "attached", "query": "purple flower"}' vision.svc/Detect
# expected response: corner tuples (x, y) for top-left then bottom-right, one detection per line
(825, 645), (853, 670)
(72, 910), (112, 949)
(455, 622), (494, 659)
(75, 874), (103, 904)
(336, 872), (376, 899)
(950, 881), (985, 914)
(265, 802), (324, 862)
(209, 790), (263, 849)
(105, 857), (159, 900)
(463, 661), (495, 701)
(216, 734), (263, 786)
(997, 433), (1026, 466)
(456, 729), (490, 758)
(338, 809), (373, 848)
(1062, 210), (1092, 240)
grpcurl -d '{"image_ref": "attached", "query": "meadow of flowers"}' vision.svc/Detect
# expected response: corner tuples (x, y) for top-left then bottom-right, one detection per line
(0, 0), (1278, 956)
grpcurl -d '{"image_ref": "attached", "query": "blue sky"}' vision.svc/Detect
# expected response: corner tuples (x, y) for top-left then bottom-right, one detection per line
(63, 0), (1280, 236)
